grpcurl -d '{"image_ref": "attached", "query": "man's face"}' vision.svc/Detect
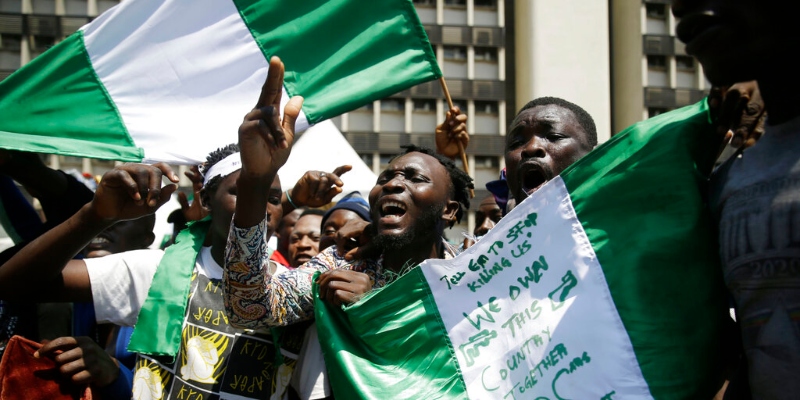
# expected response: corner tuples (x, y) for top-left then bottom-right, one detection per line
(208, 172), (282, 241)
(474, 196), (502, 237)
(320, 209), (362, 251)
(84, 219), (153, 258)
(277, 208), (303, 253)
(288, 214), (322, 267)
(505, 104), (592, 203)
(368, 152), (455, 251)
(672, 0), (797, 85)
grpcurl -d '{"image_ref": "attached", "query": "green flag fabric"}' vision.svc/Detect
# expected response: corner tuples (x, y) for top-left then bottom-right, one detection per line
(0, 0), (441, 164)
(314, 100), (730, 399)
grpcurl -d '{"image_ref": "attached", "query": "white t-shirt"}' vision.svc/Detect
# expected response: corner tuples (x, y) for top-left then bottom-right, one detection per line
(85, 247), (304, 400)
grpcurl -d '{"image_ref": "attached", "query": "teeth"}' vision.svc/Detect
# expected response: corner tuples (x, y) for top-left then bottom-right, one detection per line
(381, 201), (406, 213)
(90, 237), (110, 244)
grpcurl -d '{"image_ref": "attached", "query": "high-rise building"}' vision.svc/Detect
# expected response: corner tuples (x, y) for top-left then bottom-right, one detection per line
(611, 0), (710, 133)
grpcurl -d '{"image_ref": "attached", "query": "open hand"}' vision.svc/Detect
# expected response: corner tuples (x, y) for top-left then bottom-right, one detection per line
(288, 165), (352, 208)
(91, 163), (177, 223)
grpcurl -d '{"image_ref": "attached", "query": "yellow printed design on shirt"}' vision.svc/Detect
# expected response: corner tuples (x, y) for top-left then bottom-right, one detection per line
(179, 325), (229, 384)
(133, 359), (170, 400)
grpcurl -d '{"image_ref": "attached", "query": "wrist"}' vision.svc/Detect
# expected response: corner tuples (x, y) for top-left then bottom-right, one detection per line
(78, 203), (116, 231)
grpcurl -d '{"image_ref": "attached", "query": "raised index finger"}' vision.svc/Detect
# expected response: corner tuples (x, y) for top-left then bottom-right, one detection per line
(255, 56), (285, 110)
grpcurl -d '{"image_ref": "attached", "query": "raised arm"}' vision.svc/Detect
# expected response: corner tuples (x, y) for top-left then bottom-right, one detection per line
(0, 163), (177, 302)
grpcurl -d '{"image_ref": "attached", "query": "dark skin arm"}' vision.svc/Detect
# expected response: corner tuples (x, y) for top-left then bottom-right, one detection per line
(0, 163), (177, 302)
(234, 56), (304, 229)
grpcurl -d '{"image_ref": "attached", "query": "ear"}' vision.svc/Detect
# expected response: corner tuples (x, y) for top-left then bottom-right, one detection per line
(198, 188), (212, 211)
(441, 199), (460, 228)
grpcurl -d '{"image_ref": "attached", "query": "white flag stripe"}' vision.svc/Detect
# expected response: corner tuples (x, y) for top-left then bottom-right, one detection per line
(420, 177), (650, 399)
(82, 0), (307, 164)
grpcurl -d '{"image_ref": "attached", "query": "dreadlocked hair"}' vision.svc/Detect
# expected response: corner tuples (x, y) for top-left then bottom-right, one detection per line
(200, 143), (240, 206)
(397, 144), (474, 226)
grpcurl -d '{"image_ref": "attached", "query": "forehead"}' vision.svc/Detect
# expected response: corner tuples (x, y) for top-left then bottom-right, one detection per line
(478, 197), (499, 210)
(511, 104), (580, 131)
(294, 214), (322, 230)
(324, 209), (360, 226)
(386, 152), (448, 178)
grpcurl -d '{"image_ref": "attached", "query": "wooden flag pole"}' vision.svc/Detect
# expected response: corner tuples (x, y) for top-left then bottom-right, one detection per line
(439, 77), (475, 198)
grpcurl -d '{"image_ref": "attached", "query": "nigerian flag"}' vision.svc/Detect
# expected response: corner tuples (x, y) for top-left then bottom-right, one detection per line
(0, 0), (440, 164)
(314, 100), (731, 399)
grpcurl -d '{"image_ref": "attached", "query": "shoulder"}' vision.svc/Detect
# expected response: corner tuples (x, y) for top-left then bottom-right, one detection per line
(84, 249), (165, 275)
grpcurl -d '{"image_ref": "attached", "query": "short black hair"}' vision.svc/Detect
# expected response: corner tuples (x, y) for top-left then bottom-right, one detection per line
(200, 143), (239, 206)
(516, 97), (597, 147)
(395, 144), (474, 225)
(299, 208), (325, 218)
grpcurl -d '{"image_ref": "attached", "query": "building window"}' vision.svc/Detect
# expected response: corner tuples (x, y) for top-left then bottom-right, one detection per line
(413, 99), (437, 112)
(358, 153), (373, 169)
(474, 0), (497, 9)
(648, 107), (669, 118)
(0, 34), (22, 51)
(379, 153), (396, 169)
(444, 0), (466, 7)
(444, 46), (467, 61)
(353, 102), (373, 112)
(30, 35), (56, 52)
(380, 99), (404, 112)
(475, 101), (498, 114)
(412, 0), (435, 6)
(675, 55), (695, 71)
(647, 55), (667, 70)
(474, 47), (497, 62)
(645, 3), (667, 19)
(451, 99), (467, 112)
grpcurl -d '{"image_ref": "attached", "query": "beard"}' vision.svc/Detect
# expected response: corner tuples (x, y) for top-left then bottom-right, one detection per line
(373, 203), (444, 252)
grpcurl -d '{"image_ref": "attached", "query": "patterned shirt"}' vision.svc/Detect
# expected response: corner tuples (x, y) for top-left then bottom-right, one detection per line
(224, 216), (457, 329)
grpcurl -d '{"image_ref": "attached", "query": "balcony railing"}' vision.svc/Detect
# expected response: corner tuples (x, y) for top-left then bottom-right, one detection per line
(341, 131), (505, 156)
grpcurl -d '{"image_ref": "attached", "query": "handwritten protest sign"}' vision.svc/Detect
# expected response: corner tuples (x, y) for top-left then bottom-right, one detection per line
(419, 177), (649, 399)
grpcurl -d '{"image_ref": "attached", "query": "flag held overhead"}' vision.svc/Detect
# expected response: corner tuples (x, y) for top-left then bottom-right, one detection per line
(0, 0), (441, 164)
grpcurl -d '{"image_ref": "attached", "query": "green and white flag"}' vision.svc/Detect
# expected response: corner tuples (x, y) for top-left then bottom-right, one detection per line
(0, 0), (440, 164)
(314, 100), (731, 399)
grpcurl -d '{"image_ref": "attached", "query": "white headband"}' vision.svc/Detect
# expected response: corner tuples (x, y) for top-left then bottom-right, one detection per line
(203, 152), (242, 186)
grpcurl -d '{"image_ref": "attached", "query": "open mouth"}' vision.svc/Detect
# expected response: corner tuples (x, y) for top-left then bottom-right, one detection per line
(87, 236), (111, 248)
(379, 201), (407, 220)
(521, 168), (548, 196)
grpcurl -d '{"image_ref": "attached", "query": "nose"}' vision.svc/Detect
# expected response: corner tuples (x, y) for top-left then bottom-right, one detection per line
(298, 235), (317, 250)
(520, 135), (546, 160)
(382, 174), (405, 193)
(475, 217), (496, 236)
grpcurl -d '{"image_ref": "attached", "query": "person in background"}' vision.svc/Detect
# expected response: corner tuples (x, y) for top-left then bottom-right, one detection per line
(461, 194), (502, 250)
(319, 191), (371, 253)
(272, 207), (304, 267)
(288, 209), (324, 269)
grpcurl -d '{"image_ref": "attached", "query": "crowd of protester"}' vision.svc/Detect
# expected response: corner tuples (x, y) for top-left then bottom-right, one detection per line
(0, 0), (797, 398)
